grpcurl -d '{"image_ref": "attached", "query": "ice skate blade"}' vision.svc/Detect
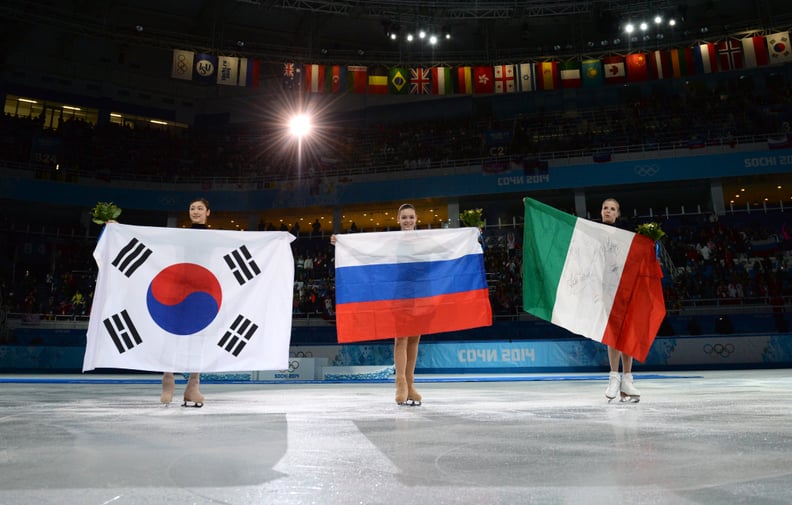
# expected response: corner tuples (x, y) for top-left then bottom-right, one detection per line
(397, 399), (422, 407)
(182, 400), (204, 408)
(619, 395), (640, 403)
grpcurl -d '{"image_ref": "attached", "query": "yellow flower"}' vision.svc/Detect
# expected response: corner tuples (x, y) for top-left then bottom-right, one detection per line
(635, 222), (666, 241)
(459, 208), (484, 228)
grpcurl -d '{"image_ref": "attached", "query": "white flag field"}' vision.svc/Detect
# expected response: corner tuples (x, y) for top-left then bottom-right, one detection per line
(83, 224), (295, 373)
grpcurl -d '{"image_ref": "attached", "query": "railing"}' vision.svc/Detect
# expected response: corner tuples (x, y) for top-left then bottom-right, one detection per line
(0, 132), (779, 189)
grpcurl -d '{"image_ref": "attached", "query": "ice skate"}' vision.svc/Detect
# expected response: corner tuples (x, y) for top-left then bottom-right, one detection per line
(182, 388), (204, 408)
(605, 372), (621, 402)
(160, 373), (175, 404)
(406, 384), (422, 407)
(395, 378), (411, 405)
(620, 373), (641, 403)
(182, 374), (204, 408)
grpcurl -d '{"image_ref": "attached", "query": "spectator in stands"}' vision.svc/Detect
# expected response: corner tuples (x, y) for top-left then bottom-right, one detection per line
(330, 203), (423, 406)
(600, 198), (642, 402)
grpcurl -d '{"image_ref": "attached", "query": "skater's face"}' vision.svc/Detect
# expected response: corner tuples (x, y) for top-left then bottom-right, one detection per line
(398, 205), (417, 231)
(189, 200), (211, 225)
(601, 199), (620, 224)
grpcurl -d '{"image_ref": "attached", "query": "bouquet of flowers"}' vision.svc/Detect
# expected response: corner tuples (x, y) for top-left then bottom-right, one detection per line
(91, 201), (122, 225)
(459, 208), (484, 228)
(635, 222), (666, 241)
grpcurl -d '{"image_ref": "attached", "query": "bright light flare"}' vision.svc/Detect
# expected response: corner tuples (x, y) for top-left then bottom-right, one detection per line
(289, 114), (311, 138)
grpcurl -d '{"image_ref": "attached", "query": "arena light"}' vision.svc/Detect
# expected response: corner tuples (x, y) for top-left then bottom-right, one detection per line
(289, 114), (311, 138)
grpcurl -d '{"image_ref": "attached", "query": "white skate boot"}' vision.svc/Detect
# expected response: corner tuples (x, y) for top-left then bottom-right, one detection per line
(620, 373), (641, 403)
(605, 372), (621, 402)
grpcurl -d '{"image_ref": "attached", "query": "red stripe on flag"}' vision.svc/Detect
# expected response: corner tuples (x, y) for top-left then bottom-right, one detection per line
(601, 235), (666, 362)
(335, 289), (492, 343)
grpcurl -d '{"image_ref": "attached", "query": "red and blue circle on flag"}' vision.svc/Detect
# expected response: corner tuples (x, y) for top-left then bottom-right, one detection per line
(146, 263), (222, 335)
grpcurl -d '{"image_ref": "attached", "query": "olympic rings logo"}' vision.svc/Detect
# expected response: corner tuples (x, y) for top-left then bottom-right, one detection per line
(633, 164), (659, 177)
(279, 360), (300, 373)
(291, 351), (313, 358)
(175, 54), (189, 74)
(703, 343), (735, 358)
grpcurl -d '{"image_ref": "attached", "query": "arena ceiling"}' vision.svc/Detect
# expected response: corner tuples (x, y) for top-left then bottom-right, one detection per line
(2, 0), (792, 65)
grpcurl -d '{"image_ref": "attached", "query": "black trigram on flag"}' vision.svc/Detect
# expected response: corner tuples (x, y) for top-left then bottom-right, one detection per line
(223, 245), (261, 285)
(111, 238), (153, 277)
(217, 314), (259, 356)
(103, 310), (142, 353)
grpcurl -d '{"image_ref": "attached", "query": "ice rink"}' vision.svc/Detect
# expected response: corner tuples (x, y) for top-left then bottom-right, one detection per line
(1, 369), (791, 505)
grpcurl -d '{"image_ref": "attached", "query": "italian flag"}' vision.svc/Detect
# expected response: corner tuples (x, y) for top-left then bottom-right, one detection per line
(522, 198), (665, 362)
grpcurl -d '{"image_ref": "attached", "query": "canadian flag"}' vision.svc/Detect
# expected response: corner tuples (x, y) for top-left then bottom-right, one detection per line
(603, 56), (626, 84)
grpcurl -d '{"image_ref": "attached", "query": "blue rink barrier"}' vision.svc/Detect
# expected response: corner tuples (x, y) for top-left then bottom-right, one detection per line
(4, 334), (791, 375)
(0, 373), (702, 385)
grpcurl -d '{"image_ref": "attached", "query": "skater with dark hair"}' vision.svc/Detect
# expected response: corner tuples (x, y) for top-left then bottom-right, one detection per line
(159, 197), (211, 408)
(600, 198), (641, 402)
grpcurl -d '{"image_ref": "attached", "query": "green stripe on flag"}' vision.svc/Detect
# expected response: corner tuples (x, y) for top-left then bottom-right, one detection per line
(522, 198), (577, 321)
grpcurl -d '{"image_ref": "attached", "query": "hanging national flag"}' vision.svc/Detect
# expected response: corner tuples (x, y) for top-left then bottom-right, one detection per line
(717, 39), (744, 71)
(648, 50), (672, 79)
(693, 43), (718, 74)
(84, 224), (296, 373)
(171, 49), (194, 80)
(217, 56), (240, 86)
(411, 67), (432, 95)
(742, 36), (770, 68)
(581, 59), (603, 87)
(602, 56), (626, 84)
(282, 62), (302, 91)
(456, 66), (473, 94)
(560, 61), (582, 88)
(767, 31), (792, 63)
(522, 198), (665, 362)
(326, 65), (347, 93)
(388, 67), (409, 94)
(537, 61), (559, 90)
(493, 64), (516, 93)
(193, 53), (218, 84)
(348, 65), (368, 94)
(626, 53), (648, 82)
(669, 48), (694, 77)
(516, 63), (536, 91)
(430, 66), (452, 95)
(368, 65), (388, 94)
(474, 66), (495, 94)
(333, 228), (492, 343)
(238, 57), (260, 87)
(305, 64), (326, 93)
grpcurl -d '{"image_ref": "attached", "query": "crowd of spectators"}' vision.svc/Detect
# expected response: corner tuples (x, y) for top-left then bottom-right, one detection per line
(2, 77), (791, 184)
(1, 211), (791, 334)
(2, 74), (792, 339)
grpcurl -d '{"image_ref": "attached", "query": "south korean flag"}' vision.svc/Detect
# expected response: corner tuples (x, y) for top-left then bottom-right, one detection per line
(83, 223), (295, 373)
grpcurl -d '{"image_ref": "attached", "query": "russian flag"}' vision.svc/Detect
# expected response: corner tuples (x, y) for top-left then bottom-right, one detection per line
(333, 228), (492, 343)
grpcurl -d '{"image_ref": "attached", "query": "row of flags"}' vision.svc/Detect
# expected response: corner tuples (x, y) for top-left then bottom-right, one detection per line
(171, 50), (262, 86)
(86, 209), (663, 371)
(170, 31), (792, 94)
